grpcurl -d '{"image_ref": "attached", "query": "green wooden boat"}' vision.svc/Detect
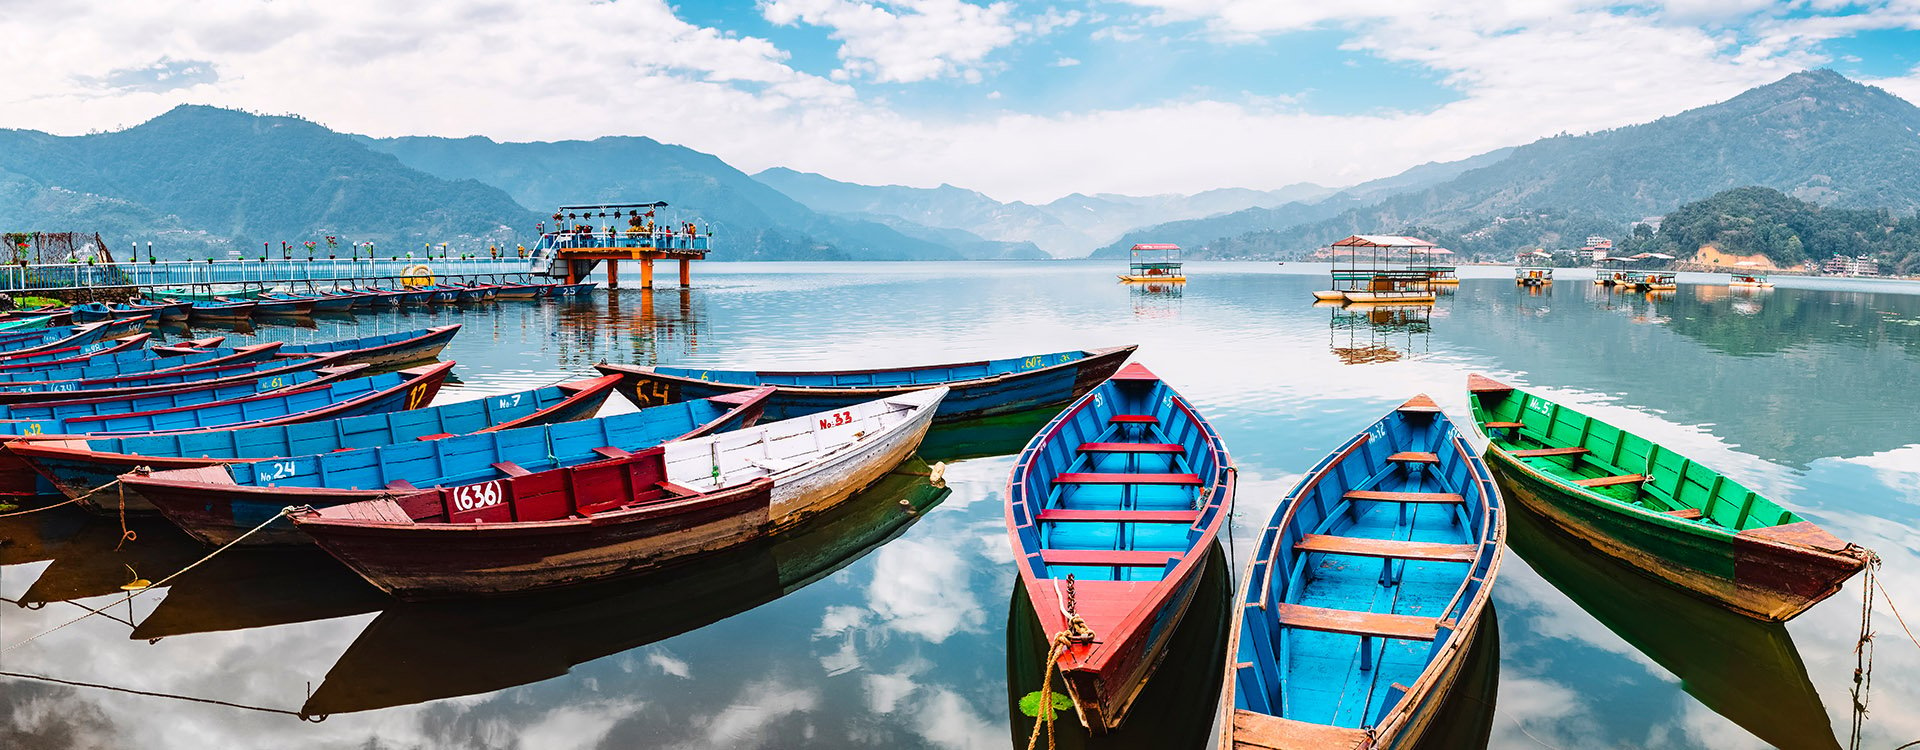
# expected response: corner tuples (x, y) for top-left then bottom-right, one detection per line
(0, 315), (53, 332)
(1466, 374), (1868, 621)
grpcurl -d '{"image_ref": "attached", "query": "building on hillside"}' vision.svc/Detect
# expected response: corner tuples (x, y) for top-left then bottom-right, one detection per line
(1822, 255), (1880, 277)
(1575, 237), (1613, 264)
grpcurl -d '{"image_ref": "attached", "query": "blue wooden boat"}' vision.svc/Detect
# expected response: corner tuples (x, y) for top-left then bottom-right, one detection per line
(0, 333), (165, 372)
(130, 386), (772, 546)
(416, 286), (461, 305)
(398, 289), (433, 306)
(276, 325), (459, 368)
(250, 295), (316, 317)
(0, 343), (287, 390)
(0, 324), (111, 361)
(97, 301), (190, 322)
(0, 350), (347, 405)
(1004, 363), (1233, 732)
(262, 292), (355, 313)
(0, 361), (451, 439)
(98, 315), (151, 338)
(1222, 395), (1504, 750)
(596, 345), (1135, 425)
(550, 282), (596, 297)
(69, 303), (119, 323)
(0, 363), (360, 425)
(15, 374), (622, 515)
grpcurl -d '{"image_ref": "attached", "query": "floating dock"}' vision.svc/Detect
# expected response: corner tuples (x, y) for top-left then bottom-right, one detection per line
(1118, 243), (1185, 283)
(1314, 235), (1438, 304)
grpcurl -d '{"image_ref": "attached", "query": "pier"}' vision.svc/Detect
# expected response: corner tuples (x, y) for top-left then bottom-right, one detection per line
(540, 202), (711, 289)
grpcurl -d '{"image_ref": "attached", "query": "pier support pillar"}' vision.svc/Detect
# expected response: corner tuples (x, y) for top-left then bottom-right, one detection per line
(678, 259), (691, 287)
(607, 259), (619, 289)
(641, 258), (655, 289)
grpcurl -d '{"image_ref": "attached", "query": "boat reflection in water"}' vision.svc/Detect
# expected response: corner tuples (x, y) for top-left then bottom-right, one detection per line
(1004, 543), (1230, 750)
(8, 511), (207, 607)
(1501, 483), (1840, 750)
(130, 548), (388, 641)
(918, 405), (1065, 464)
(298, 458), (950, 716)
(1409, 605), (1500, 750)
(1128, 281), (1182, 319)
(1323, 301), (1433, 365)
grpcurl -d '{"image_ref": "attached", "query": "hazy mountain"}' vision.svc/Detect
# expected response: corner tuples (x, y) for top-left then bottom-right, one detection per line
(0, 105), (539, 258)
(1201, 69), (1920, 258)
(754, 167), (1332, 256)
(367, 136), (975, 261)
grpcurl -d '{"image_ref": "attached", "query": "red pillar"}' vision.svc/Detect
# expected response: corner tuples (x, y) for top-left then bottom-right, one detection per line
(606, 259), (619, 288)
(640, 258), (655, 289)
(678, 258), (691, 287)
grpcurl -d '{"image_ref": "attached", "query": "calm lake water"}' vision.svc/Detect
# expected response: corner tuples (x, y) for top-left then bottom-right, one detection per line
(3, 262), (1918, 749)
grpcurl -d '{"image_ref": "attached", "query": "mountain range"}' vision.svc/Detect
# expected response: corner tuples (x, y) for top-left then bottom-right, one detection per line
(0, 69), (1913, 265)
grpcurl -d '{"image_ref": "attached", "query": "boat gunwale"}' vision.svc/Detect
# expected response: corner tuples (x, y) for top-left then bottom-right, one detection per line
(615, 344), (1138, 395)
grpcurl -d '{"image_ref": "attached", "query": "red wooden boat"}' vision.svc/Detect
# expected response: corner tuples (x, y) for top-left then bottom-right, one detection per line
(285, 387), (946, 599)
(1005, 363), (1233, 732)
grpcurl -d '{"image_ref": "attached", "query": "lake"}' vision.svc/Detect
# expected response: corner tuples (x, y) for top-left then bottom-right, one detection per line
(2, 261), (1917, 749)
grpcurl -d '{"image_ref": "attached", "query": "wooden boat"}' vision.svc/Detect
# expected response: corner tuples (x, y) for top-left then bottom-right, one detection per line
(1729, 272), (1774, 289)
(0, 334), (163, 372)
(15, 374), (622, 515)
(0, 315), (53, 332)
(0, 363), (360, 427)
(0, 324), (111, 361)
(98, 315), (151, 338)
(548, 282), (596, 297)
(0, 350), (347, 405)
(595, 344), (1135, 424)
(276, 325), (460, 368)
(490, 282), (549, 299)
(1005, 363), (1232, 732)
(1466, 374), (1869, 620)
(0, 361), (449, 439)
(154, 288), (270, 302)
(0, 343), (292, 394)
(132, 386), (777, 547)
(1, 306), (74, 326)
(147, 335), (241, 357)
(266, 292), (355, 313)
(282, 387), (940, 598)
(251, 295), (317, 317)
(1222, 395), (1504, 749)
(186, 300), (257, 321)
(415, 285), (461, 305)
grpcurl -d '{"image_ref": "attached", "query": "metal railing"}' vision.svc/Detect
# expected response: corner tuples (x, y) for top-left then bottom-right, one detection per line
(0, 257), (548, 294)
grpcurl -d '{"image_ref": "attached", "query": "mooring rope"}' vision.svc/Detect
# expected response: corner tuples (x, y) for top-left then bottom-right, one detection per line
(0, 476), (125, 518)
(1, 505), (302, 655)
(1025, 576), (1097, 750)
(0, 670), (322, 721)
(1851, 552), (1877, 750)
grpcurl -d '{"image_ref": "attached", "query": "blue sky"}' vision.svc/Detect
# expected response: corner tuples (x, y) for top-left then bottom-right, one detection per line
(4, 0), (1920, 200)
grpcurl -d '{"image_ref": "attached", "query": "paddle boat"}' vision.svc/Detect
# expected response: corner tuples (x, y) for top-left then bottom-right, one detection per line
(596, 344), (1135, 424)
(283, 387), (939, 598)
(16, 374), (621, 515)
(132, 387), (777, 547)
(1222, 395), (1503, 749)
(1005, 363), (1232, 732)
(1467, 374), (1869, 620)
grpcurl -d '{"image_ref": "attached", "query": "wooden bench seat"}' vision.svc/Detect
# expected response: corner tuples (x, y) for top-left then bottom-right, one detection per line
(1296, 534), (1477, 562)
(1663, 508), (1704, 520)
(1040, 549), (1182, 567)
(490, 461), (532, 477)
(1509, 447), (1589, 458)
(1482, 421), (1524, 429)
(1053, 472), (1202, 485)
(1574, 473), (1645, 488)
(1273, 603), (1441, 642)
(1343, 490), (1464, 504)
(1078, 442), (1183, 454)
(1038, 508), (1200, 524)
(1387, 452), (1438, 464)
(1108, 414), (1158, 424)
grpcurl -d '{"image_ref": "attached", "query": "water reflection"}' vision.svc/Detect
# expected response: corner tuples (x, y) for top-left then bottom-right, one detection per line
(1004, 543), (1229, 749)
(1501, 487), (1839, 750)
(1325, 301), (1433, 364)
(302, 461), (948, 716)
(1127, 282), (1182, 319)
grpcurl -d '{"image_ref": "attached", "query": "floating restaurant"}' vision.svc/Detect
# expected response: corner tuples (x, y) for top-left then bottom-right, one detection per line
(1515, 266), (1554, 286)
(1117, 243), (1186, 283)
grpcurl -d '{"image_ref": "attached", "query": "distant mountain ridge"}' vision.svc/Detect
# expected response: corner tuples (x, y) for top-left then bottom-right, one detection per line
(753, 167), (1332, 256)
(1189, 70), (1920, 259)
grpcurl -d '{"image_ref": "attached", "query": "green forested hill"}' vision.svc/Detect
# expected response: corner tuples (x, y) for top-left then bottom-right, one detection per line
(1645, 186), (1920, 273)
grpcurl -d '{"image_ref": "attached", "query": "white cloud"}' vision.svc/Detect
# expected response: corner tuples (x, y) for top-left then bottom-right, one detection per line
(1053, 56), (1081, 67)
(761, 0), (1033, 83)
(0, 0), (1916, 203)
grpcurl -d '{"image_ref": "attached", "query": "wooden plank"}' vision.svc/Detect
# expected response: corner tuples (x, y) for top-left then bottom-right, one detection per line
(1040, 549), (1182, 567)
(1038, 508), (1200, 523)
(1296, 534), (1478, 562)
(1483, 421), (1524, 429)
(1509, 447), (1589, 458)
(1077, 442), (1183, 454)
(1273, 603), (1440, 641)
(1396, 394), (1442, 413)
(1664, 508), (1704, 520)
(491, 461), (532, 477)
(1574, 473), (1645, 488)
(1387, 451), (1438, 464)
(1343, 489), (1463, 504)
(1108, 414), (1158, 424)
(1467, 374), (1513, 393)
(1231, 710), (1371, 750)
(1052, 472), (1201, 485)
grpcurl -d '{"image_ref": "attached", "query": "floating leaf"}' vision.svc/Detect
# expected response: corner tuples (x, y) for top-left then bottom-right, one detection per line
(1018, 691), (1074, 720)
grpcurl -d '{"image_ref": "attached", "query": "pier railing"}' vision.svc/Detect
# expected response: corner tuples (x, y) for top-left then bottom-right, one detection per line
(0, 257), (548, 294)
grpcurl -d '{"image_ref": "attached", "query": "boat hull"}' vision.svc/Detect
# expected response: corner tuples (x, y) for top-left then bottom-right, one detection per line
(598, 346), (1132, 424)
(1484, 447), (1859, 621)
(1057, 547), (1211, 733)
(281, 325), (459, 369)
